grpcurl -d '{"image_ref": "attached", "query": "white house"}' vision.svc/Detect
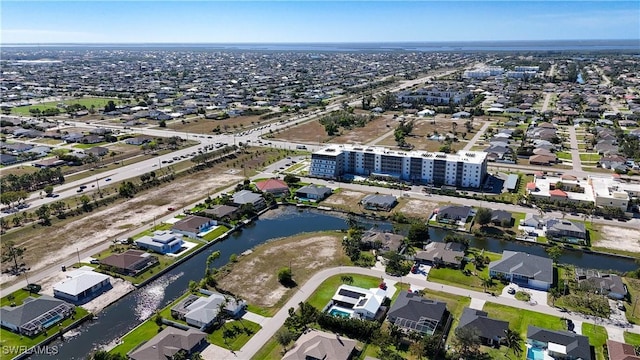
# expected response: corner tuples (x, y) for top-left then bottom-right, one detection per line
(329, 285), (387, 320)
(135, 230), (184, 254)
(53, 267), (111, 302)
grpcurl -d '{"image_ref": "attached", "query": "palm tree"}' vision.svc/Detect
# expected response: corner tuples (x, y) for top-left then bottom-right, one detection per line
(480, 276), (493, 293)
(504, 329), (523, 358)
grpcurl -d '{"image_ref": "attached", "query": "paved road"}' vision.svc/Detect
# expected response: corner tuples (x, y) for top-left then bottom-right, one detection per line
(567, 125), (583, 172)
(232, 266), (640, 359)
(541, 92), (553, 113)
(462, 121), (490, 151)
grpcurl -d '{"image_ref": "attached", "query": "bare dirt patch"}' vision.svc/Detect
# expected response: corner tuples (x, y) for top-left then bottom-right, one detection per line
(374, 116), (477, 152)
(165, 114), (282, 134)
(596, 226), (640, 252)
(217, 233), (348, 311)
(395, 199), (440, 219)
(322, 190), (365, 207)
(326, 114), (392, 145)
(0, 172), (243, 286)
(272, 119), (327, 143)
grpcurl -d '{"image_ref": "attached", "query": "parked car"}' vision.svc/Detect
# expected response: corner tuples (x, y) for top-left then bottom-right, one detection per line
(507, 287), (516, 295)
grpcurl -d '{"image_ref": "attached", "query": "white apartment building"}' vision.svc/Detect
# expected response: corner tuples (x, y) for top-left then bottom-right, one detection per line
(309, 145), (487, 188)
(463, 66), (504, 79)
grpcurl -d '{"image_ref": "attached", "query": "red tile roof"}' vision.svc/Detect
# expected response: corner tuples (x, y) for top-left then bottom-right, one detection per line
(549, 189), (568, 197)
(526, 182), (537, 190)
(255, 178), (289, 192)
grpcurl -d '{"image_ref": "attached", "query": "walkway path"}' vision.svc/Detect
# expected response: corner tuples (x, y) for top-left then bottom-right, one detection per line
(567, 125), (583, 172)
(541, 92), (553, 113)
(462, 121), (490, 151)
(229, 266), (640, 359)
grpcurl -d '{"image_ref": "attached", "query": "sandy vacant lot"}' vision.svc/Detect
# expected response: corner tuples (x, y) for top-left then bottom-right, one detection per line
(0, 172), (243, 286)
(596, 226), (640, 252)
(395, 199), (440, 219)
(322, 190), (365, 207)
(217, 234), (347, 310)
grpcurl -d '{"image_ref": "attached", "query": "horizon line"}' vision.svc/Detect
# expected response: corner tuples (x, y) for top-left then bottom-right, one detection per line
(2, 39), (640, 45)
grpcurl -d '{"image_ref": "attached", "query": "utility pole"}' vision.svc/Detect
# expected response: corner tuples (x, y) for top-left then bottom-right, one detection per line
(76, 248), (81, 265)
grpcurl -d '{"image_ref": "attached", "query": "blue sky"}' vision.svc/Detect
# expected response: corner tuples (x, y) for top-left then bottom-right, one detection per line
(2, 1), (639, 43)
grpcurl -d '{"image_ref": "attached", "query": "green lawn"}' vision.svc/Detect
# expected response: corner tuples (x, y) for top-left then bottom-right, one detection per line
(624, 278), (640, 324)
(110, 320), (159, 356)
(306, 274), (382, 310)
(582, 323), (607, 360)
(511, 212), (526, 233)
(556, 152), (572, 160)
(624, 331), (640, 346)
(482, 302), (565, 337)
(11, 97), (124, 115)
(0, 307), (89, 359)
(579, 153), (601, 162)
(252, 336), (281, 360)
(428, 249), (505, 294)
(208, 320), (261, 351)
(0, 289), (41, 307)
(132, 223), (173, 240)
(202, 225), (230, 242)
(246, 304), (272, 317)
(158, 292), (194, 324)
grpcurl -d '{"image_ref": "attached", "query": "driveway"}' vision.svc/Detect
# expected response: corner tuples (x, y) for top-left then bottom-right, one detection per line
(500, 283), (549, 307)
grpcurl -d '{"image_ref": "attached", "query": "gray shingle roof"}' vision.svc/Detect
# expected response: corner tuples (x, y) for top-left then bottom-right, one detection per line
(527, 326), (592, 360)
(457, 307), (509, 341)
(489, 251), (553, 284)
(387, 292), (447, 323)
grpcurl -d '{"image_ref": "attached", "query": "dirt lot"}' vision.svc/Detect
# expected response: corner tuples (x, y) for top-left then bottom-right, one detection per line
(271, 118), (328, 143)
(375, 116), (480, 152)
(322, 189), (365, 206)
(327, 114), (393, 145)
(217, 233), (348, 311)
(596, 226), (640, 252)
(161, 114), (283, 134)
(394, 198), (440, 219)
(0, 172), (244, 286)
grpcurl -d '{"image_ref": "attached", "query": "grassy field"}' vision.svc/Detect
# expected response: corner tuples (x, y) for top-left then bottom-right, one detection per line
(482, 302), (565, 337)
(208, 319), (261, 351)
(306, 274), (382, 310)
(624, 278), (640, 324)
(110, 319), (160, 356)
(428, 249), (505, 294)
(582, 323), (607, 360)
(166, 113), (283, 134)
(0, 306), (89, 359)
(556, 152), (572, 160)
(579, 153), (601, 162)
(72, 142), (110, 149)
(0, 288), (40, 307)
(625, 331), (640, 346)
(251, 325), (286, 360)
(202, 225), (230, 242)
(10, 97), (124, 116)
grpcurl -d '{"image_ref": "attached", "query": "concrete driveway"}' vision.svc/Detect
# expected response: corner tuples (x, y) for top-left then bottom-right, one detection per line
(500, 283), (549, 307)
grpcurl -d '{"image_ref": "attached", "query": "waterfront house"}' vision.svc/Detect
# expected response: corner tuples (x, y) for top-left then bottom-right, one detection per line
(99, 249), (158, 276)
(360, 194), (397, 211)
(415, 241), (466, 268)
(295, 184), (332, 201)
(202, 204), (238, 220)
(53, 267), (111, 303)
(491, 210), (513, 226)
(170, 291), (246, 331)
(575, 268), (628, 300)
(171, 215), (217, 239)
(545, 219), (587, 244)
(435, 205), (473, 224)
(489, 251), (552, 290)
(360, 230), (405, 253)
(231, 189), (266, 209)
(135, 230), (184, 254)
(127, 327), (208, 360)
(255, 178), (289, 195)
(0, 295), (75, 337)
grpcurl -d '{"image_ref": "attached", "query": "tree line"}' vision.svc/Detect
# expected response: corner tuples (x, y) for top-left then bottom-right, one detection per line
(1, 167), (64, 193)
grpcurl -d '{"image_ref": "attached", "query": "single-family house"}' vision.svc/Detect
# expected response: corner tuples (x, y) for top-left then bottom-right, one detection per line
(124, 136), (154, 145)
(526, 326), (592, 360)
(489, 251), (553, 290)
(575, 268), (628, 300)
(202, 204), (238, 220)
(53, 267), (111, 303)
(135, 230), (184, 254)
(33, 158), (66, 168)
(295, 184), (332, 201)
(387, 292), (447, 335)
(360, 194), (397, 211)
(84, 146), (109, 157)
(415, 242), (466, 268)
(127, 327), (208, 360)
(171, 215), (217, 238)
(0, 295), (75, 337)
(545, 219), (587, 244)
(328, 285), (387, 320)
(491, 210), (513, 226)
(100, 249), (159, 276)
(170, 291), (246, 331)
(282, 330), (357, 360)
(520, 214), (545, 229)
(457, 307), (509, 346)
(606, 340), (640, 360)
(255, 178), (289, 195)
(529, 154), (557, 165)
(435, 205), (473, 224)
(360, 230), (405, 253)
(0, 154), (19, 165)
(231, 190), (265, 209)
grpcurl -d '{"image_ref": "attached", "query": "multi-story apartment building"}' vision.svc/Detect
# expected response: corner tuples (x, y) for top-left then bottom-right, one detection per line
(309, 145), (487, 188)
(396, 86), (472, 105)
(463, 66), (504, 79)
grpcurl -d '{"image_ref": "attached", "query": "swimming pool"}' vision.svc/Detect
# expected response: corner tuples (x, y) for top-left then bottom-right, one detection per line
(527, 347), (545, 360)
(328, 307), (352, 318)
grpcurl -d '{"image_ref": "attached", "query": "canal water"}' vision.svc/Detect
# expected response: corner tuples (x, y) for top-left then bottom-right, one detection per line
(33, 207), (637, 359)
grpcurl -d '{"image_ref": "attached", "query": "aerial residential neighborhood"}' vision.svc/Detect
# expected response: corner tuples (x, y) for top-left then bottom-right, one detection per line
(1, 5), (640, 359)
